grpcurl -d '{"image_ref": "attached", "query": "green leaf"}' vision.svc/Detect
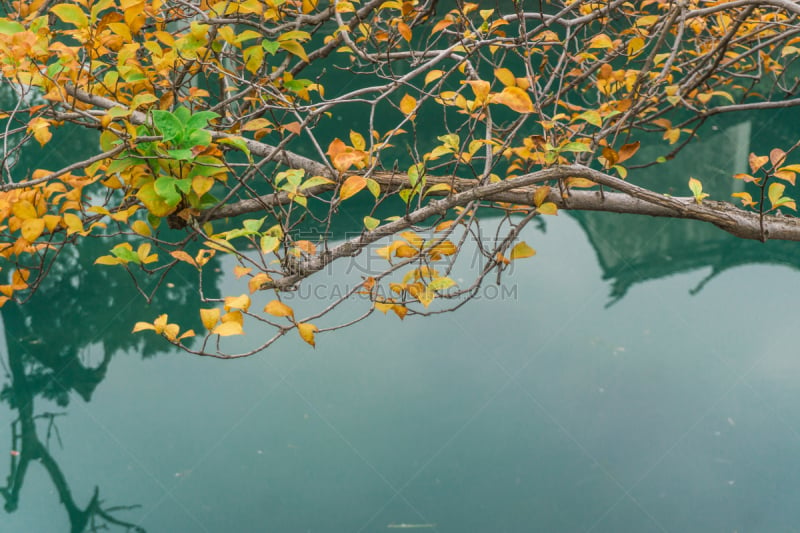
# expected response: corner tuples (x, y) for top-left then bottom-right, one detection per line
(260, 235), (279, 254)
(363, 216), (379, 230)
(243, 218), (265, 232)
(174, 106), (191, 124)
(428, 277), (456, 291)
(768, 182), (787, 208)
(174, 178), (192, 194)
(219, 136), (252, 161)
(0, 19), (24, 35)
(366, 178), (381, 198)
(408, 163), (425, 189)
(300, 175), (335, 190)
(146, 212), (162, 228)
(197, 192), (219, 210)
(688, 177), (709, 203)
(152, 111), (183, 143)
(559, 142), (592, 153)
(166, 148), (194, 161)
(51, 4), (88, 28)
(185, 128), (212, 148)
(154, 177), (183, 206)
(398, 188), (415, 205)
(186, 111), (220, 131)
(111, 244), (140, 264)
(262, 40), (280, 55)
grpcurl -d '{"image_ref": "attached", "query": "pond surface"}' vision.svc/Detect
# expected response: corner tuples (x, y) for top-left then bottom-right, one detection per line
(3, 112), (800, 531)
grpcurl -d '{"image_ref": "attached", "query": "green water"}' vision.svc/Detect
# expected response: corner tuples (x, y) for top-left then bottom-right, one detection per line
(4, 101), (800, 531)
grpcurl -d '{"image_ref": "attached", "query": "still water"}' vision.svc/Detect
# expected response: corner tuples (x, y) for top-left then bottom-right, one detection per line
(3, 113), (800, 531)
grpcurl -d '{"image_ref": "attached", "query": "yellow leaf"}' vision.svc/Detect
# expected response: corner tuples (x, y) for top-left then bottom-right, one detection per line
(221, 310), (243, 325)
(224, 294), (251, 312)
(416, 287), (435, 308)
(349, 130), (366, 151)
(533, 185), (551, 207)
(94, 255), (122, 266)
(12, 201), (37, 220)
(132, 322), (156, 333)
(588, 33), (614, 49)
(63, 213), (85, 235)
(21, 218), (45, 242)
(566, 177), (597, 188)
(339, 175), (367, 200)
(392, 305), (407, 320)
(43, 215), (60, 232)
(242, 118), (273, 131)
(200, 308), (220, 330)
(264, 299), (294, 318)
(627, 36), (645, 56)
(297, 322), (318, 347)
(375, 301), (393, 313)
(465, 80), (490, 104)
(424, 70), (443, 85)
(537, 202), (558, 215)
(494, 67), (516, 87)
(490, 86), (534, 113)
(749, 153), (769, 173)
(195, 249), (215, 266)
(510, 241), (536, 260)
(249, 272), (272, 293)
(131, 220), (151, 236)
(170, 250), (197, 267)
(279, 40), (309, 62)
(212, 321), (244, 336)
(163, 323), (180, 341)
(27, 117), (52, 147)
(233, 266), (252, 279)
(137, 243), (157, 264)
(399, 94), (417, 116)
(192, 175), (215, 197)
(395, 244), (418, 258)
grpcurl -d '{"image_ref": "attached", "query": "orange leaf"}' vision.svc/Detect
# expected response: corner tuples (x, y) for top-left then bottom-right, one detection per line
(170, 250), (197, 268)
(617, 141), (640, 163)
(249, 272), (272, 293)
(332, 151), (366, 171)
(770, 148), (787, 167)
(233, 266), (252, 279)
(490, 86), (534, 113)
(749, 153), (769, 173)
(339, 175), (367, 200)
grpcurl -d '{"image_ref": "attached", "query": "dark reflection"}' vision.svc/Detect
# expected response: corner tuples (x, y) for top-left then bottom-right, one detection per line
(571, 111), (800, 304)
(0, 237), (220, 532)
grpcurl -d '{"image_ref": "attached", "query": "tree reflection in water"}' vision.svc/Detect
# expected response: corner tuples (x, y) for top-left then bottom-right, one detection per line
(0, 237), (219, 532)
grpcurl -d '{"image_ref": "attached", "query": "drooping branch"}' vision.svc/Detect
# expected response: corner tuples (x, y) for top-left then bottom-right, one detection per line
(258, 164), (800, 291)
